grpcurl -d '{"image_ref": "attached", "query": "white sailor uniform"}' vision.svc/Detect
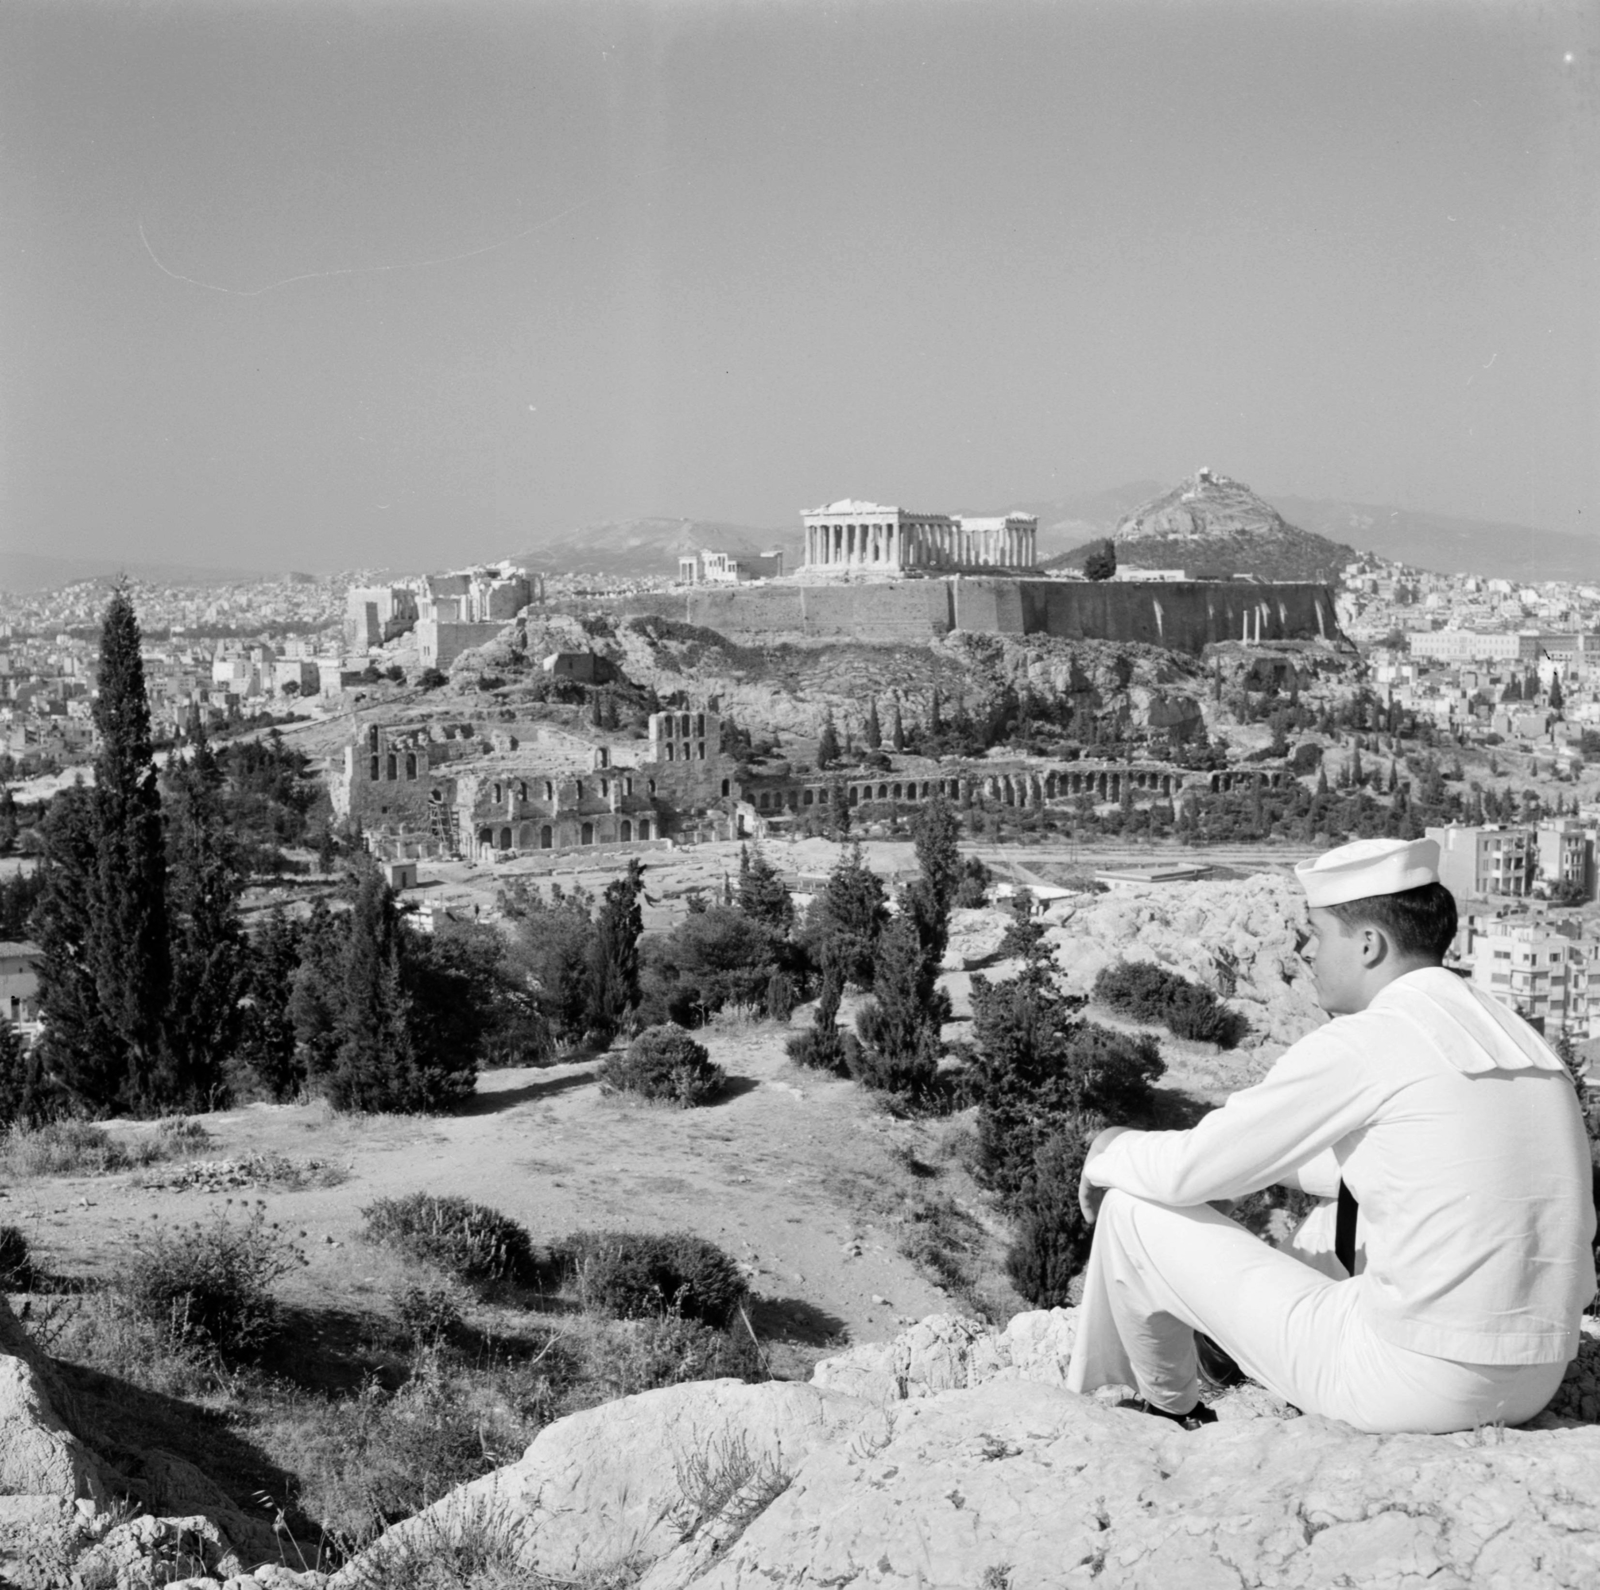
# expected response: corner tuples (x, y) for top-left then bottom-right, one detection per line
(1066, 967), (1597, 1433)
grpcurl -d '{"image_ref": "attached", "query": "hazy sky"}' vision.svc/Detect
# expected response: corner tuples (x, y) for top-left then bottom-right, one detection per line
(3, 0), (1596, 572)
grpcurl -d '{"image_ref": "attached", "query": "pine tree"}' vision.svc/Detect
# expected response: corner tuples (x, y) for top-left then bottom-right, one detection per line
(1550, 673), (1565, 713)
(1350, 745), (1364, 787)
(162, 736), (246, 1108)
(928, 687), (943, 736)
(806, 842), (887, 989)
(738, 844), (795, 932)
(890, 701), (905, 752)
(864, 698), (882, 750)
(0, 788), (15, 855)
(853, 916), (942, 1100)
(587, 859), (645, 1042)
(816, 711), (841, 771)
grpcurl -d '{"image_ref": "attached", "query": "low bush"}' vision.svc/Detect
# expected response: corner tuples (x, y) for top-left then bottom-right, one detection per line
(598, 1025), (725, 1108)
(0, 1226), (37, 1291)
(1093, 961), (1245, 1048)
(118, 1205), (303, 1359)
(784, 1025), (858, 1075)
(562, 1230), (747, 1328)
(361, 1194), (543, 1291)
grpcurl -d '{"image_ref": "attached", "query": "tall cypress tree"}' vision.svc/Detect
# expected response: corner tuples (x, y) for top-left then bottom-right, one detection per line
(863, 699), (882, 750)
(329, 864), (417, 1112)
(587, 859), (646, 1043)
(36, 589), (170, 1113)
(162, 735), (246, 1107)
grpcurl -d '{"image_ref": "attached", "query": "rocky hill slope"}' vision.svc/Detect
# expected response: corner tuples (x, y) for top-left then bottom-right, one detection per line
(337, 1309), (1600, 1590)
(1071, 470), (1354, 583)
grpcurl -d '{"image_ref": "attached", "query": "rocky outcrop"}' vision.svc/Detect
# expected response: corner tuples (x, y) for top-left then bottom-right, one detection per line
(1041, 872), (1323, 1084)
(1116, 470), (1354, 583)
(335, 1309), (1600, 1589)
(0, 1295), (322, 1588)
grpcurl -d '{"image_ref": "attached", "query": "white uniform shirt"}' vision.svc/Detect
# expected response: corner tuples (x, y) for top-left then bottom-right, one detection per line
(1085, 967), (1597, 1364)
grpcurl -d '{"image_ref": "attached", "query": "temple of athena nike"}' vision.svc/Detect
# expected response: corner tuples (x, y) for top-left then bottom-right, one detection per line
(800, 500), (1039, 575)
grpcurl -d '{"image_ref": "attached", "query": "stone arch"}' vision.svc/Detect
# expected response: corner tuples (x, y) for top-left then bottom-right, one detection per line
(637, 817), (651, 840)
(404, 753), (417, 779)
(499, 826), (512, 850)
(540, 825), (553, 849)
(620, 819), (633, 842)
(581, 822), (594, 845)
(518, 823), (534, 848)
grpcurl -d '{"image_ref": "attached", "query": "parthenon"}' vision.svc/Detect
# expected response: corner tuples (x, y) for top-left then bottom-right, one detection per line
(801, 500), (1038, 574)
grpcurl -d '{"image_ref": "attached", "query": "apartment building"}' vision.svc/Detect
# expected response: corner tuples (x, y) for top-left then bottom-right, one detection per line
(1470, 920), (1600, 1037)
(1428, 824), (1535, 902)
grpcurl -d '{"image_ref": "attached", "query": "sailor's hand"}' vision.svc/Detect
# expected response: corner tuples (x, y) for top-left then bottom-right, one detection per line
(1079, 1126), (1131, 1225)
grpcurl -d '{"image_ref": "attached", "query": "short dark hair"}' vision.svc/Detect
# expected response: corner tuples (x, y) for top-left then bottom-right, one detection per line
(1323, 882), (1457, 962)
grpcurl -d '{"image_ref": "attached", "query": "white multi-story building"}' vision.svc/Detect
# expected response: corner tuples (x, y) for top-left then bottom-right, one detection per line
(1409, 630), (1543, 664)
(1470, 920), (1600, 1037)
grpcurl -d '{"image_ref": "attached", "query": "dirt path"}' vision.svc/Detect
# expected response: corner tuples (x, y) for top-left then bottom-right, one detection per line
(10, 1024), (961, 1371)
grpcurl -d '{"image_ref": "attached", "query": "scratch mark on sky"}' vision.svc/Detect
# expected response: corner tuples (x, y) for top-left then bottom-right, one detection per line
(137, 196), (600, 297)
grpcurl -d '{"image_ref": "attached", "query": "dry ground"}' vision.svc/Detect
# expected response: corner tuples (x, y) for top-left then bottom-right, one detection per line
(5, 1018), (1014, 1381)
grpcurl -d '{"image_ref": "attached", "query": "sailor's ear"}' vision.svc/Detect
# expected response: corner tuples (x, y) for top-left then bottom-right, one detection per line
(1358, 924), (1389, 967)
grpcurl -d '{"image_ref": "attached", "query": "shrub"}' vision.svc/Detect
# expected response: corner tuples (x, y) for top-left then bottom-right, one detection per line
(598, 1025), (725, 1107)
(361, 1194), (542, 1291)
(562, 1230), (747, 1328)
(1004, 1128), (1097, 1307)
(118, 1205), (302, 1359)
(1093, 961), (1245, 1048)
(0, 1226), (37, 1291)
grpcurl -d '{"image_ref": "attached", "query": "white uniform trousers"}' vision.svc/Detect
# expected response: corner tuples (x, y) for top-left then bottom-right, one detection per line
(1064, 1190), (1566, 1434)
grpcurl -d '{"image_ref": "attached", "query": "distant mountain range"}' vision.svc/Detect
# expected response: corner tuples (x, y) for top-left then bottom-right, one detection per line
(0, 551), (279, 594)
(9, 485), (1595, 595)
(508, 518), (798, 580)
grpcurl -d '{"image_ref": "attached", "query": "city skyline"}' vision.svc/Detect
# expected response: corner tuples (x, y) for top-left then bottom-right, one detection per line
(3, 0), (1596, 574)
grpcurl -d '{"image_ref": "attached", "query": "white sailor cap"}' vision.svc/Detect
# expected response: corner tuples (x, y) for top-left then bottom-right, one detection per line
(1294, 837), (1441, 908)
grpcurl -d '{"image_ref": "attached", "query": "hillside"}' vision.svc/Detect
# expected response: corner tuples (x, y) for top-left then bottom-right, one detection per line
(510, 517), (798, 580)
(1022, 481), (1598, 584)
(0, 551), (277, 594)
(1056, 470), (1355, 582)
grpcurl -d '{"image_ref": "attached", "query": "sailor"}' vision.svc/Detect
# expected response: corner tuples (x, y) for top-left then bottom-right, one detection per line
(1065, 836), (1597, 1433)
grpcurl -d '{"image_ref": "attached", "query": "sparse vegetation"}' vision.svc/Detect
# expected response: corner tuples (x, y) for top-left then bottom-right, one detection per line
(0, 1117), (209, 1178)
(118, 1204), (303, 1359)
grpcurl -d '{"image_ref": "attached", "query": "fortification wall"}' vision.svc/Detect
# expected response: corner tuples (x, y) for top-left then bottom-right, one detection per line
(1007, 580), (1339, 650)
(687, 579), (1335, 651)
(688, 582), (953, 640)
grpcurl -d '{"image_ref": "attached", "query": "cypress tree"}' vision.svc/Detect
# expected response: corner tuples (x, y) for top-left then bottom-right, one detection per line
(0, 788), (15, 855)
(864, 699), (882, 750)
(36, 589), (171, 1113)
(890, 702), (905, 752)
(587, 859), (645, 1043)
(853, 915), (943, 1101)
(329, 863), (417, 1112)
(816, 711), (840, 771)
(162, 735), (246, 1107)
(240, 906), (305, 1100)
